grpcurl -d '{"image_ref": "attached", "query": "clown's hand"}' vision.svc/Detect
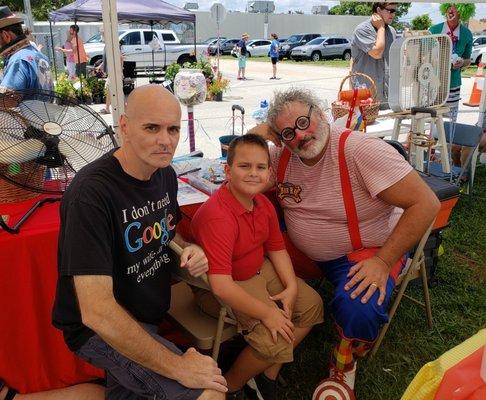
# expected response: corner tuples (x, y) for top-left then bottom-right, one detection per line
(247, 123), (281, 147)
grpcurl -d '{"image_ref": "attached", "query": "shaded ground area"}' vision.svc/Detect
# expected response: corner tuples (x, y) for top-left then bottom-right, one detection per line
(277, 165), (486, 399)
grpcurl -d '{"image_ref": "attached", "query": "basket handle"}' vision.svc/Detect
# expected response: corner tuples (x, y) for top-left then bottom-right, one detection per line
(338, 72), (377, 101)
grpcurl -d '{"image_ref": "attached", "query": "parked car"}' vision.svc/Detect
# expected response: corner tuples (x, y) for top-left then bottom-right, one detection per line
(230, 39), (272, 57)
(208, 38), (240, 55)
(203, 36), (226, 44)
(290, 36), (351, 61)
(471, 35), (486, 65)
(278, 33), (321, 59)
(84, 29), (206, 72)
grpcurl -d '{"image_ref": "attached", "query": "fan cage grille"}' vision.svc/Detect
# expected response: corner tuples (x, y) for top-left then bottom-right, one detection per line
(390, 34), (451, 112)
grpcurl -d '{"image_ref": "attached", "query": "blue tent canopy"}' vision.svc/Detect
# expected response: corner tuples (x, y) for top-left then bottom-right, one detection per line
(49, 0), (195, 24)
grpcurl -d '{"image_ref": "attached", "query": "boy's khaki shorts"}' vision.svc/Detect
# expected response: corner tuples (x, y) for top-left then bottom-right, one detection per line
(195, 258), (324, 364)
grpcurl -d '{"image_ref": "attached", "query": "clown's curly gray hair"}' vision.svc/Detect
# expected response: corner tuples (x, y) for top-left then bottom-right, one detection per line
(266, 87), (325, 132)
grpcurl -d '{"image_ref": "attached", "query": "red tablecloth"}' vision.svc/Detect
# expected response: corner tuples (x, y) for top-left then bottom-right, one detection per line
(0, 196), (103, 393)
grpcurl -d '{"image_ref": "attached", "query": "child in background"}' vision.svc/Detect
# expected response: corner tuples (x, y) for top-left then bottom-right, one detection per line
(191, 134), (323, 400)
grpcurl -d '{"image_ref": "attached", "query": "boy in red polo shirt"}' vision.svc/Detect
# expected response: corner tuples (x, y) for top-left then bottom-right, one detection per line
(191, 134), (323, 400)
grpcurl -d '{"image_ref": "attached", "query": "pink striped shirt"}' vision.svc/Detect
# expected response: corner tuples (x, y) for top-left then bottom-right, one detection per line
(270, 126), (412, 261)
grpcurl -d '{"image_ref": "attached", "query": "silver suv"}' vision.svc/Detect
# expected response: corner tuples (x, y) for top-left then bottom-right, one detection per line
(291, 36), (351, 62)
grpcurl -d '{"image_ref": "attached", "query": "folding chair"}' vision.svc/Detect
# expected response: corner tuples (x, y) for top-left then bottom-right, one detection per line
(370, 223), (434, 357)
(429, 122), (483, 198)
(167, 242), (238, 360)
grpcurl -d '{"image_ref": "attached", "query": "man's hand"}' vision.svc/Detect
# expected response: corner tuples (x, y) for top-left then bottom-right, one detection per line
(180, 244), (208, 277)
(261, 306), (295, 344)
(269, 285), (297, 319)
(371, 13), (385, 30)
(175, 347), (227, 392)
(344, 256), (390, 305)
(247, 123), (282, 147)
(452, 59), (464, 70)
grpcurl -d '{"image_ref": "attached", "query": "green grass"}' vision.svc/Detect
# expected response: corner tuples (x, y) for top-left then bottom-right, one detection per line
(219, 55), (350, 68)
(462, 66), (481, 78)
(219, 55), (478, 74)
(278, 164), (486, 399)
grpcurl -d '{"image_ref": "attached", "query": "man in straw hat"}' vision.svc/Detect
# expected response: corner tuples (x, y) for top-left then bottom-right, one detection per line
(236, 33), (250, 80)
(351, 2), (398, 109)
(0, 6), (53, 93)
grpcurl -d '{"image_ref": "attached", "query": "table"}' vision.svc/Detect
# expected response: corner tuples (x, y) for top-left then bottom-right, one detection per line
(0, 196), (103, 393)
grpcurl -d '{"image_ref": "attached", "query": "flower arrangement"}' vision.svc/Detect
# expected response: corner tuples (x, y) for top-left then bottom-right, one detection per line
(208, 78), (230, 96)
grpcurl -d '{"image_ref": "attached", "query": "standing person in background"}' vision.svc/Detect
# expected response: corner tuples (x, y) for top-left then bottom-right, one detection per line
(69, 25), (88, 78)
(57, 30), (76, 79)
(236, 33), (249, 80)
(269, 33), (280, 80)
(429, 3), (474, 167)
(351, 2), (398, 109)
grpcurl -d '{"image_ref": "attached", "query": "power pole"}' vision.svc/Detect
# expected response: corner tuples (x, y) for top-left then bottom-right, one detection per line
(264, 3), (269, 39)
(23, 0), (34, 31)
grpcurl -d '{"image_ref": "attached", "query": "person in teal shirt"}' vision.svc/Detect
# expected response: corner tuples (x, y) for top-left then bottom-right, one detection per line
(429, 3), (474, 168)
(429, 3), (473, 124)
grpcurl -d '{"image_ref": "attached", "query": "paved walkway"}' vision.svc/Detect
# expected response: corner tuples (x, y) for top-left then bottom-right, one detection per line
(92, 59), (482, 159)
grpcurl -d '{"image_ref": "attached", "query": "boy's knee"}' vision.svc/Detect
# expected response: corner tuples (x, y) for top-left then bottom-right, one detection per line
(293, 281), (324, 326)
(246, 323), (293, 364)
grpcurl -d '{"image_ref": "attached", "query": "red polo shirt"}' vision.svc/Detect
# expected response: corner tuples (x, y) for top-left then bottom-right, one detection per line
(191, 184), (286, 281)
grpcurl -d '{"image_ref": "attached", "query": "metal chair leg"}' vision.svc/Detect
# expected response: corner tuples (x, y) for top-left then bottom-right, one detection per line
(211, 307), (227, 360)
(419, 260), (433, 328)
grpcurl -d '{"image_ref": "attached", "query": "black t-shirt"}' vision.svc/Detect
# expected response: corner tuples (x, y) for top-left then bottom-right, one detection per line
(52, 150), (181, 351)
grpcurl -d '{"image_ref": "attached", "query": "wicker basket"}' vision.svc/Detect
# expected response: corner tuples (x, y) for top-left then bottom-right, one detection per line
(331, 72), (380, 125)
(0, 161), (45, 203)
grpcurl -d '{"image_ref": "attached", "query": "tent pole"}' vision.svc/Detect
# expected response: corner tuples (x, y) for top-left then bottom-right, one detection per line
(102, 0), (124, 142)
(151, 21), (155, 80)
(49, 21), (58, 81)
(193, 20), (196, 57)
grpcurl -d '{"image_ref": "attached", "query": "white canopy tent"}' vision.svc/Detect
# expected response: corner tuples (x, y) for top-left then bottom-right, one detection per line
(50, 0), (196, 140)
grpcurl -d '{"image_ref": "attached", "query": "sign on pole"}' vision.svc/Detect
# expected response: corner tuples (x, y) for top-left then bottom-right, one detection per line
(210, 3), (227, 75)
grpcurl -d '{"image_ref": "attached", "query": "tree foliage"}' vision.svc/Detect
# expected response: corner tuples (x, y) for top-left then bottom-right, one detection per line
(329, 1), (411, 20)
(329, 1), (411, 30)
(5, 1), (72, 21)
(411, 14), (433, 31)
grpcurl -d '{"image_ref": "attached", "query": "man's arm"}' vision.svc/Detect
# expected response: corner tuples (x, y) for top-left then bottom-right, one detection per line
(208, 274), (295, 343)
(172, 232), (208, 277)
(367, 14), (386, 59)
(74, 275), (227, 392)
(345, 170), (440, 304)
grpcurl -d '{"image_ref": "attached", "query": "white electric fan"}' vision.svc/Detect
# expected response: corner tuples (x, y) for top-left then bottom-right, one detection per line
(388, 33), (452, 173)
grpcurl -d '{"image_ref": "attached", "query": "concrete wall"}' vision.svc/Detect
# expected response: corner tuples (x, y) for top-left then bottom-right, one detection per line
(194, 12), (368, 41)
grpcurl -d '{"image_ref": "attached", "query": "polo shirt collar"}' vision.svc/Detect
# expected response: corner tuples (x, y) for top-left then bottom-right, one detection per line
(219, 183), (255, 216)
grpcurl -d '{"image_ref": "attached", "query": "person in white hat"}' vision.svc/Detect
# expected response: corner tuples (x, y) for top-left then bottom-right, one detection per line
(0, 6), (53, 93)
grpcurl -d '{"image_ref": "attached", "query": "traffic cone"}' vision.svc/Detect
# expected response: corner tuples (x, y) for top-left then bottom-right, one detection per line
(464, 62), (484, 107)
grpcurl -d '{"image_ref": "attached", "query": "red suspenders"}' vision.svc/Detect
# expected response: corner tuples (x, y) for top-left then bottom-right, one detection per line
(276, 130), (363, 251)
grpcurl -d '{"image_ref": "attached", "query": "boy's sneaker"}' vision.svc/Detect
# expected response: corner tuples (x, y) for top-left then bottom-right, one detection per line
(247, 373), (277, 400)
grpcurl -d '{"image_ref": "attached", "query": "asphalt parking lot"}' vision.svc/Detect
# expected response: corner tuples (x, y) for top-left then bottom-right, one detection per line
(93, 58), (481, 159)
